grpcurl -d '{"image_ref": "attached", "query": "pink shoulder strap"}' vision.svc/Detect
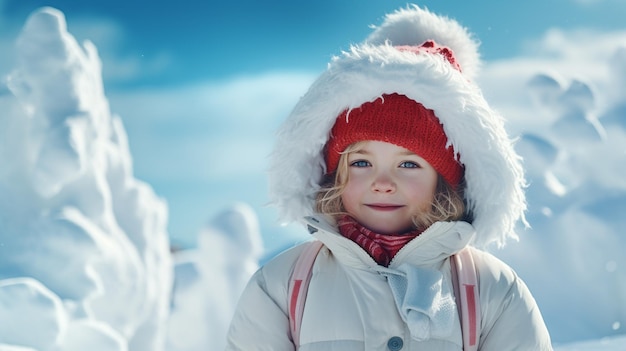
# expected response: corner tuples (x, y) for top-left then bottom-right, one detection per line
(451, 247), (481, 351)
(288, 240), (323, 348)
(288, 242), (481, 351)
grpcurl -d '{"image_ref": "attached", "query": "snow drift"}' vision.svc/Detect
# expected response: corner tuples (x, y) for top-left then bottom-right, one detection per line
(0, 7), (171, 351)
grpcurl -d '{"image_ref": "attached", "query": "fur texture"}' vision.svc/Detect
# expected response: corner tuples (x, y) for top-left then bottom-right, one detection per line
(268, 5), (526, 248)
(366, 5), (481, 81)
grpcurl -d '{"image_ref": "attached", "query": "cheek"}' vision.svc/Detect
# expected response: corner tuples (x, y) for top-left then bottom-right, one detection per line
(341, 178), (363, 209)
(420, 176), (437, 203)
(403, 175), (437, 205)
(341, 185), (355, 208)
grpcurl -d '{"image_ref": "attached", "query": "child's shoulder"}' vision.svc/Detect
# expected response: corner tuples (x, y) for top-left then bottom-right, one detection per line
(468, 247), (519, 287)
(259, 240), (318, 283)
(467, 247), (550, 347)
(266, 240), (316, 266)
(468, 246), (539, 310)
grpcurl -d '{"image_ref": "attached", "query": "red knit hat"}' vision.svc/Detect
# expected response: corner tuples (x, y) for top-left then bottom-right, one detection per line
(325, 93), (464, 188)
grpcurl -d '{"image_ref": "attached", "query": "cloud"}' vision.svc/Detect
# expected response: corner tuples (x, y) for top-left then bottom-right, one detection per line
(65, 15), (174, 84)
(478, 28), (626, 135)
(522, 28), (626, 63)
(107, 71), (316, 183)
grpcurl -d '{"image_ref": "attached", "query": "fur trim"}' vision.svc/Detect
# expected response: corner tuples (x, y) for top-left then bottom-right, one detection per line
(268, 6), (526, 248)
(366, 5), (481, 81)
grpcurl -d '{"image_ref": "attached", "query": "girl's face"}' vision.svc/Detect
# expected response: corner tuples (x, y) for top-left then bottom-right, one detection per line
(341, 141), (437, 234)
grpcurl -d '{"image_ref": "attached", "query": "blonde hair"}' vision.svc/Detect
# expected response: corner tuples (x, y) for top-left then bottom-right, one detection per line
(315, 142), (467, 232)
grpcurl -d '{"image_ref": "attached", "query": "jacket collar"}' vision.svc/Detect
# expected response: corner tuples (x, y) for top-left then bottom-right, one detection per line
(303, 215), (476, 270)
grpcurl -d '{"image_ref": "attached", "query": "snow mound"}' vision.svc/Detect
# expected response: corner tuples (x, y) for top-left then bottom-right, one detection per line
(495, 68), (626, 343)
(0, 7), (171, 351)
(166, 203), (262, 351)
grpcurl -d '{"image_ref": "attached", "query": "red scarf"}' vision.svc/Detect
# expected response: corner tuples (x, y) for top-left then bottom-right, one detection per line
(337, 215), (420, 267)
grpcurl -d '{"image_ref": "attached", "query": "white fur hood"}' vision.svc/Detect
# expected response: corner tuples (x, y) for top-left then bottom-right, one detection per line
(268, 5), (527, 248)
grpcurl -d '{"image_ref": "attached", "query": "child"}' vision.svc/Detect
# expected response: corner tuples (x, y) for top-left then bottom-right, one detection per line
(226, 5), (553, 351)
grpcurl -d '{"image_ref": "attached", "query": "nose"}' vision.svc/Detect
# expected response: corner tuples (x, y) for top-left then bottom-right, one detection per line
(371, 173), (396, 193)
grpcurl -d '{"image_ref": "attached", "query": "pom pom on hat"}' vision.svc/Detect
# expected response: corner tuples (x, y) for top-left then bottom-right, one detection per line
(366, 4), (480, 80)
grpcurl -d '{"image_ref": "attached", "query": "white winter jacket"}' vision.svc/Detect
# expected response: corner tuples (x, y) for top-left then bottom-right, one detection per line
(226, 216), (553, 351)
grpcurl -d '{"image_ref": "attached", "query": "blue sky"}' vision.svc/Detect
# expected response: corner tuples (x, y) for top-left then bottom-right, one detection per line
(2, 0), (626, 253)
(4, 0), (626, 88)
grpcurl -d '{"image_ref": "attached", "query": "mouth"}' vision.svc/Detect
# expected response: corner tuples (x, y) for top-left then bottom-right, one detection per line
(365, 204), (404, 211)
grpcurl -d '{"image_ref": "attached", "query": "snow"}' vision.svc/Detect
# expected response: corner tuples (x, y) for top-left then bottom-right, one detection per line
(1, 6), (625, 351)
(0, 7), (171, 351)
(554, 335), (626, 351)
(485, 53), (626, 344)
(166, 203), (262, 351)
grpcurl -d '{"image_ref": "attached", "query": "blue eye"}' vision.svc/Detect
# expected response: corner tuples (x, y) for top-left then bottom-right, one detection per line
(400, 161), (420, 168)
(351, 160), (371, 167)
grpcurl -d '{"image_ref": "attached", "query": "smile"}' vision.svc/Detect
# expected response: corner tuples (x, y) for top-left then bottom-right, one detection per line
(365, 204), (404, 211)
